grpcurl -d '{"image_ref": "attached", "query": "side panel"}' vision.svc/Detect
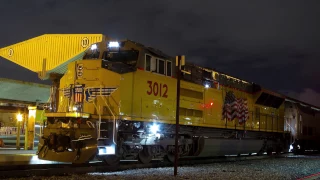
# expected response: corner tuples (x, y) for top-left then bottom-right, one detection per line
(58, 62), (77, 113)
(217, 86), (255, 130)
(130, 70), (281, 132)
(246, 98), (256, 131)
(119, 73), (134, 116)
(62, 65), (287, 133)
(131, 70), (176, 123)
(284, 102), (298, 138)
(179, 81), (204, 126)
(58, 60), (124, 116)
(278, 103), (285, 132)
(203, 87), (224, 128)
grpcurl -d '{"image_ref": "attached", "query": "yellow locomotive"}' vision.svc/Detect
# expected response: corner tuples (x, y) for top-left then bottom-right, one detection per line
(0, 34), (290, 165)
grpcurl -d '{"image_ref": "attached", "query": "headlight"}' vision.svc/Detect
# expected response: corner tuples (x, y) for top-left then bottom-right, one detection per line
(150, 124), (159, 134)
(108, 41), (120, 48)
(90, 44), (98, 50)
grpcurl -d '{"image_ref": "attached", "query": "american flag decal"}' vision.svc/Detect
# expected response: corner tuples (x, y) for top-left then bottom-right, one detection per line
(222, 91), (249, 124)
(74, 85), (84, 103)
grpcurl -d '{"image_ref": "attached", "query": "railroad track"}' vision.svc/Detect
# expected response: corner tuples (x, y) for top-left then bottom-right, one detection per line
(0, 153), (293, 179)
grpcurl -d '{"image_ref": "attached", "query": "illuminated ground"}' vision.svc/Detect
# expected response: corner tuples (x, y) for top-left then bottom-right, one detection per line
(0, 142), (56, 165)
(9, 154), (319, 180)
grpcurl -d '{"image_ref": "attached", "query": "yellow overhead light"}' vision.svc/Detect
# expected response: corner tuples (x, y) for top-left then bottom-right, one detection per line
(17, 113), (23, 122)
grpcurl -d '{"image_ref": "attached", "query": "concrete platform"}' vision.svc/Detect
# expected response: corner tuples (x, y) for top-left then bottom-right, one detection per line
(0, 148), (62, 165)
(0, 135), (63, 165)
(0, 148), (37, 155)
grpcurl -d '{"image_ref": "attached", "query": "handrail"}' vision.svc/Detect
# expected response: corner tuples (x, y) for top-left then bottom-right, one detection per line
(83, 86), (118, 143)
(101, 93), (117, 145)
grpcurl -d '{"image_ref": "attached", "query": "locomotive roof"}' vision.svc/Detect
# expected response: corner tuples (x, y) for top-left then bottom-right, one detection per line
(127, 39), (320, 110)
(285, 96), (320, 111)
(125, 40), (172, 60)
(127, 39), (252, 84)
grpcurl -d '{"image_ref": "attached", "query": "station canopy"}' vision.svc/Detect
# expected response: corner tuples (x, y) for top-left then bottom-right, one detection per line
(0, 78), (50, 104)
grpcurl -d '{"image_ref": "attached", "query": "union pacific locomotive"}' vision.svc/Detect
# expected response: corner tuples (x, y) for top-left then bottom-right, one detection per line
(0, 34), (319, 165)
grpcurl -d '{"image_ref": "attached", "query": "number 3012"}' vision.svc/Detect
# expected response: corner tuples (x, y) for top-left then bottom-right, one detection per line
(147, 80), (168, 98)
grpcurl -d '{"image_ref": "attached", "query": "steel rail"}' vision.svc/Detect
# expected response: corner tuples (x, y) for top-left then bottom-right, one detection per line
(0, 153), (293, 179)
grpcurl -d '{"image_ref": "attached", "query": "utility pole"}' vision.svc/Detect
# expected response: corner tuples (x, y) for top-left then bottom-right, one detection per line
(174, 55), (185, 176)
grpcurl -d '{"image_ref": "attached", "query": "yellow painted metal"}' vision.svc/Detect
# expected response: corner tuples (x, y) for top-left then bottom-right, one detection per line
(129, 69), (285, 132)
(2, 34), (282, 133)
(45, 112), (90, 118)
(25, 106), (36, 150)
(56, 56), (285, 133)
(0, 34), (104, 78)
(35, 110), (47, 122)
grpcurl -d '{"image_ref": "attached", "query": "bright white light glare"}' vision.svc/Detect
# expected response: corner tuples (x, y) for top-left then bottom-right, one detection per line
(90, 44), (98, 50)
(108, 41), (120, 48)
(98, 146), (115, 155)
(17, 113), (23, 122)
(29, 109), (36, 118)
(156, 133), (161, 139)
(289, 145), (293, 152)
(150, 124), (159, 134)
(205, 84), (210, 88)
(73, 106), (78, 111)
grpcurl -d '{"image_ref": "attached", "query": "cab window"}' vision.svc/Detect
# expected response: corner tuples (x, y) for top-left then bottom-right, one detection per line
(166, 60), (172, 76)
(158, 59), (165, 75)
(145, 53), (171, 77)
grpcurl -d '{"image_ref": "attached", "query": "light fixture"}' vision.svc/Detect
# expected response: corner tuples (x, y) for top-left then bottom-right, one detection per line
(150, 124), (159, 134)
(16, 113), (23, 122)
(90, 44), (98, 50)
(108, 41), (120, 48)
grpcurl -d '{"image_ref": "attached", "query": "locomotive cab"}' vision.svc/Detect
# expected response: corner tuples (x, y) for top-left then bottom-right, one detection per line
(38, 39), (145, 164)
(37, 38), (178, 164)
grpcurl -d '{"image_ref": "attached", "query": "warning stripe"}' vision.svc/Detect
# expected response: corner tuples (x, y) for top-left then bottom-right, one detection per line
(297, 172), (320, 180)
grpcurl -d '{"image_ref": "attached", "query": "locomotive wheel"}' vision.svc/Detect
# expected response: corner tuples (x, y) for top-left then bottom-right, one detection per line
(267, 147), (273, 156)
(138, 147), (152, 164)
(98, 155), (120, 166)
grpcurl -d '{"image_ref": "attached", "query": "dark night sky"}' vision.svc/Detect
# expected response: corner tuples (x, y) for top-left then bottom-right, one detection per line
(0, 0), (320, 106)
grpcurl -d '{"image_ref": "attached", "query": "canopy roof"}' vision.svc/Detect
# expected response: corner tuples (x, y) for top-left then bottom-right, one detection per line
(0, 78), (50, 104)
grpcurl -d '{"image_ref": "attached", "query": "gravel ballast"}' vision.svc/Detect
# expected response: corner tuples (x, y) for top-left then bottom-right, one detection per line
(6, 154), (320, 180)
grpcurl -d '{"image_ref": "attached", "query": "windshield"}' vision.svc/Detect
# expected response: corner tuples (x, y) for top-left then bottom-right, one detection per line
(103, 50), (139, 63)
(101, 50), (139, 73)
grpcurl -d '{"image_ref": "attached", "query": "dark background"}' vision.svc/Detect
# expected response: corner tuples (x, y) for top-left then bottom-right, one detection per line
(0, 0), (319, 106)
